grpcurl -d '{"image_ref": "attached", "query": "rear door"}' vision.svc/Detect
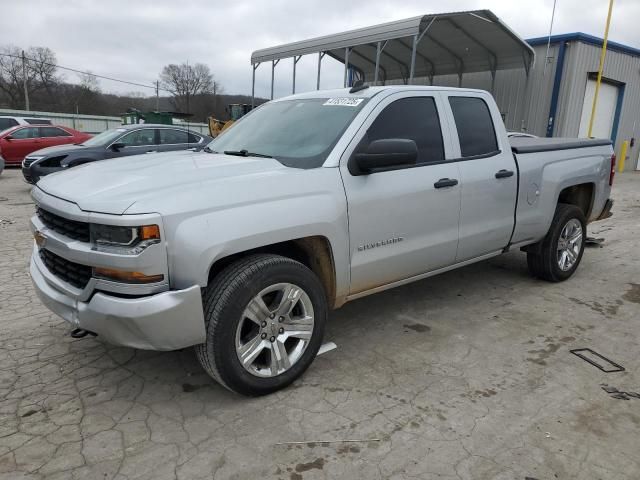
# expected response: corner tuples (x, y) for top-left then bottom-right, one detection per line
(39, 126), (74, 148)
(443, 92), (518, 262)
(157, 128), (201, 152)
(3, 127), (41, 163)
(340, 91), (461, 294)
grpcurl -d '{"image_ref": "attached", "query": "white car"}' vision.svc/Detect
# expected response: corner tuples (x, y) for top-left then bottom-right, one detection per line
(0, 116), (52, 132)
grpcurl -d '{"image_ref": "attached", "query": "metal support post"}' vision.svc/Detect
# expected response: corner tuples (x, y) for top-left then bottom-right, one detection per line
(270, 59), (280, 100)
(316, 52), (325, 90)
(292, 56), (301, 94)
(587, 0), (615, 137)
(409, 35), (418, 83)
(343, 48), (350, 87)
(251, 63), (260, 107)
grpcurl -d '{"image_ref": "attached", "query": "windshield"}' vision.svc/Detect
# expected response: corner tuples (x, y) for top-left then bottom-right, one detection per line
(80, 128), (127, 147)
(207, 97), (368, 169)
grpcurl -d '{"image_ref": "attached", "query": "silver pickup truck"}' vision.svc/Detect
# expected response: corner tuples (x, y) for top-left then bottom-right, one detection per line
(30, 86), (615, 395)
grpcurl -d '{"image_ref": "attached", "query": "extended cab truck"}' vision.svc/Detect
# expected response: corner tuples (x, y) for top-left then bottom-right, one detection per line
(29, 86), (615, 396)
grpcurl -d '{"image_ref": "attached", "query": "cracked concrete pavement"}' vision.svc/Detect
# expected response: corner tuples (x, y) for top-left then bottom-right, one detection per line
(0, 168), (639, 479)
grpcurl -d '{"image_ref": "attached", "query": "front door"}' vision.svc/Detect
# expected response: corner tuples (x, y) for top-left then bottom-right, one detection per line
(340, 92), (461, 295)
(3, 127), (41, 163)
(444, 93), (518, 262)
(106, 128), (158, 159)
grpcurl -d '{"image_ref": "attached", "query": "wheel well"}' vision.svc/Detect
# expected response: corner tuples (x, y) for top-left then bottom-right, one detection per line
(558, 183), (594, 218)
(207, 236), (337, 307)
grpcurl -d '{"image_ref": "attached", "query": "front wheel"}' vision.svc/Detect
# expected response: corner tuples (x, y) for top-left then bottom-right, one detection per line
(527, 203), (586, 282)
(195, 254), (327, 396)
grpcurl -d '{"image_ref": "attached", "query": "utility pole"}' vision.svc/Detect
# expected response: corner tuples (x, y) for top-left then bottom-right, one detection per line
(21, 50), (29, 111)
(587, 0), (614, 138)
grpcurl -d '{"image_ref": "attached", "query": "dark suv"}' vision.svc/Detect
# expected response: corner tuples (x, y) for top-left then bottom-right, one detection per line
(22, 124), (212, 184)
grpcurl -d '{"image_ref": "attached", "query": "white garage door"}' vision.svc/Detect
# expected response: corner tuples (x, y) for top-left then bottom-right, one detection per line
(578, 78), (618, 139)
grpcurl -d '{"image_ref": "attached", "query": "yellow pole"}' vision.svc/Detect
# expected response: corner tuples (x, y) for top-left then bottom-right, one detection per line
(618, 140), (628, 172)
(587, 0), (615, 138)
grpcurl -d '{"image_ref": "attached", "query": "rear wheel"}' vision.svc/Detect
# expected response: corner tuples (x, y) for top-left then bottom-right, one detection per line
(195, 254), (327, 396)
(527, 203), (586, 282)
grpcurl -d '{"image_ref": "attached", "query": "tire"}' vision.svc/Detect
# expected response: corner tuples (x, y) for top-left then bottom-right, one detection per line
(527, 203), (586, 282)
(195, 254), (327, 396)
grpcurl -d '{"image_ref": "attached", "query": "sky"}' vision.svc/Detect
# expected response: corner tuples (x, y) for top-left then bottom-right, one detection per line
(2, 0), (638, 99)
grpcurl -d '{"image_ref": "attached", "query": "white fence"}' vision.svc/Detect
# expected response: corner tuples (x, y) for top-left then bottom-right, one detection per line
(0, 108), (210, 135)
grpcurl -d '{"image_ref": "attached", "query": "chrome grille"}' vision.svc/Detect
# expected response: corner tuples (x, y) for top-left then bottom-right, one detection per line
(23, 157), (38, 168)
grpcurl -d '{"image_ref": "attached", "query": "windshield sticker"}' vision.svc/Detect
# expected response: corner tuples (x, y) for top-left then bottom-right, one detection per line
(323, 98), (364, 107)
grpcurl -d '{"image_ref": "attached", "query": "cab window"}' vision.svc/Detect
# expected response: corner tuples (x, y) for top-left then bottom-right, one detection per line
(448, 97), (498, 157)
(365, 97), (444, 165)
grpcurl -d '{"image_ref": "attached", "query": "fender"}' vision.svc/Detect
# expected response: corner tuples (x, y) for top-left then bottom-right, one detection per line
(161, 168), (351, 303)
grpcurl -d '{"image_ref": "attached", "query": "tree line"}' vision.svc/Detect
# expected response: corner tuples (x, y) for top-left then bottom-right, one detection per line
(0, 45), (265, 122)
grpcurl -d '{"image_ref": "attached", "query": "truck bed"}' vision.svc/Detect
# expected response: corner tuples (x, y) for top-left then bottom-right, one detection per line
(510, 137), (612, 154)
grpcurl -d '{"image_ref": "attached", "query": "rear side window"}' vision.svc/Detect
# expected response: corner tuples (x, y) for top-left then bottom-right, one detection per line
(366, 97), (444, 164)
(449, 97), (498, 157)
(0, 118), (19, 130)
(187, 132), (201, 143)
(25, 118), (51, 125)
(159, 129), (189, 144)
(10, 127), (40, 139)
(41, 127), (72, 137)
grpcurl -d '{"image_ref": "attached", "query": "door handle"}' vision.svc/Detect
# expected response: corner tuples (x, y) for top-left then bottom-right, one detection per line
(495, 169), (514, 179)
(145, 150), (157, 154)
(434, 178), (459, 189)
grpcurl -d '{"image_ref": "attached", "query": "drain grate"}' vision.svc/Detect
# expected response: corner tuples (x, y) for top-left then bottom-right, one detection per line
(570, 348), (625, 373)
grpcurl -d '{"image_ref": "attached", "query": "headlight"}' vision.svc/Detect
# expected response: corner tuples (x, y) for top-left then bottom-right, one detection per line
(40, 155), (67, 168)
(90, 224), (160, 255)
(23, 156), (44, 167)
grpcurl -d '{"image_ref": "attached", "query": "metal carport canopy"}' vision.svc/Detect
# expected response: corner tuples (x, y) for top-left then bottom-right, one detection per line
(250, 10), (535, 102)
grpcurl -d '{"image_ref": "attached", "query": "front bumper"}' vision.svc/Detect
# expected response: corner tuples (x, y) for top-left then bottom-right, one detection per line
(30, 254), (206, 351)
(22, 166), (36, 184)
(596, 198), (614, 221)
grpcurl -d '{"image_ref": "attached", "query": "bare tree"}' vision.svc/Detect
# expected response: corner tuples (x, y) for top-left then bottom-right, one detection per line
(0, 45), (58, 109)
(72, 72), (101, 114)
(159, 62), (219, 113)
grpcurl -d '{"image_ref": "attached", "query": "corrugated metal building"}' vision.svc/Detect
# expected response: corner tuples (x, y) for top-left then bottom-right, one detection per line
(425, 33), (640, 170)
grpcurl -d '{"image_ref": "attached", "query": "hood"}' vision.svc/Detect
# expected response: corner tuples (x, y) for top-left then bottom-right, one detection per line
(28, 144), (89, 157)
(36, 150), (293, 215)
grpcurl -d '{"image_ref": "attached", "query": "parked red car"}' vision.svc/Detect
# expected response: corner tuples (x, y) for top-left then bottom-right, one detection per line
(0, 125), (91, 166)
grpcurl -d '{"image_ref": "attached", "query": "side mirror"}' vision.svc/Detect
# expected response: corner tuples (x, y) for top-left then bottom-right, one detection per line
(350, 138), (418, 175)
(4, 135), (13, 141)
(110, 142), (125, 152)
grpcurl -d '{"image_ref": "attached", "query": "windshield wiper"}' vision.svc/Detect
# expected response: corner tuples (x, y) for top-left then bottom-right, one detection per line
(223, 149), (273, 158)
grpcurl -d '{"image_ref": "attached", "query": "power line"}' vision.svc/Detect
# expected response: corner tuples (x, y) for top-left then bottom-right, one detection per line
(0, 52), (171, 93)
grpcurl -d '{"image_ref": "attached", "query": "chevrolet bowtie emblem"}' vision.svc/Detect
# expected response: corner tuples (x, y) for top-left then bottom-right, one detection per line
(34, 230), (47, 248)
